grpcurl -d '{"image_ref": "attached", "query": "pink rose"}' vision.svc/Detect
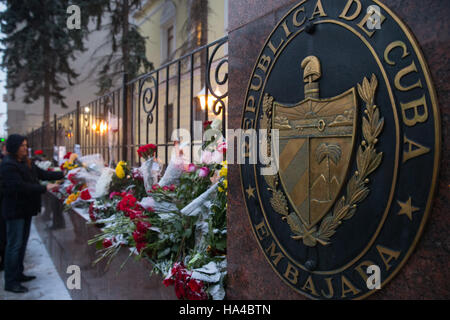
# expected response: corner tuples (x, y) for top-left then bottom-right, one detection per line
(198, 167), (210, 178)
(187, 163), (197, 173)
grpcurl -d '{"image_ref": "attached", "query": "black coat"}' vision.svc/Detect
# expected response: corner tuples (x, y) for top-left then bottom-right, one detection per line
(0, 155), (64, 220)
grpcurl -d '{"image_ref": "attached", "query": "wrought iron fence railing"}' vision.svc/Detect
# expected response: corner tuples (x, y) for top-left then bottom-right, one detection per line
(27, 36), (228, 167)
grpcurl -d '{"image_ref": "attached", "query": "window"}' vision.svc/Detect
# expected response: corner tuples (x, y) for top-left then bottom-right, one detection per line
(160, 1), (176, 63)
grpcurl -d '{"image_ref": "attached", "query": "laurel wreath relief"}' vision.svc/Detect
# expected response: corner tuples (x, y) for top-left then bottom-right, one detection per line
(263, 74), (384, 247)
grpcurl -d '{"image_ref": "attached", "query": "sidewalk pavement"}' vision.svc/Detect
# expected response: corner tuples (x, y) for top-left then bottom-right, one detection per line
(0, 221), (71, 300)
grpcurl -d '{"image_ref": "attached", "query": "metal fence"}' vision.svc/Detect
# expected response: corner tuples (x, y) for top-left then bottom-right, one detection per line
(27, 36), (228, 167)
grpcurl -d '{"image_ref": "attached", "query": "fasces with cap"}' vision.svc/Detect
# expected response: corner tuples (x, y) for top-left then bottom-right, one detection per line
(6, 134), (26, 155)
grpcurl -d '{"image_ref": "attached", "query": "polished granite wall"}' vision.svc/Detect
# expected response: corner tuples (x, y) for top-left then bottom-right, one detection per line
(35, 194), (175, 300)
(227, 0), (450, 299)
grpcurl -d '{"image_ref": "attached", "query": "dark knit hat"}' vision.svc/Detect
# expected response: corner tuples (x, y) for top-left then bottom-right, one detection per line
(6, 134), (26, 155)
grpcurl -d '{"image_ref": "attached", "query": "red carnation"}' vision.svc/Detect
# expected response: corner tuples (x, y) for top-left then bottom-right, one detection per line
(89, 203), (97, 221)
(68, 173), (77, 184)
(126, 208), (143, 220)
(117, 194), (137, 211)
(102, 239), (113, 248)
(175, 281), (186, 299)
(163, 278), (174, 287)
(132, 230), (146, 243)
(66, 184), (74, 194)
(137, 144), (157, 159)
(135, 241), (147, 253)
(63, 152), (72, 159)
(203, 120), (213, 130)
(163, 262), (208, 300)
(34, 150), (43, 155)
(136, 221), (151, 233)
(80, 189), (91, 201)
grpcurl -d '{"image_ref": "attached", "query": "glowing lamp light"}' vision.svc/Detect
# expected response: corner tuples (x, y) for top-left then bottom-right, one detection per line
(92, 120), (108, 134)
(99, 120), (108, 134)
(197, 87), (222, 111)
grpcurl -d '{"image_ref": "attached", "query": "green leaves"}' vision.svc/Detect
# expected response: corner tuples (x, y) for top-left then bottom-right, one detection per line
(86, 0), (154, 94)
(176, 167), (215, 207)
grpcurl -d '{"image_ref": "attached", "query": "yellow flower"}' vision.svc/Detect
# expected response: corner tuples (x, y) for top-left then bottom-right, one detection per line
(115, 161), (126, 179)
(219, 166), (227, 178)
(63, 161), (78, 171)
(218, 179), (228, 193)
(65, 192), (80, 205)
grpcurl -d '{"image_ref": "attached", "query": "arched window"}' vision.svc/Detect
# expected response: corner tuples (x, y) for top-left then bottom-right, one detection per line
(160, 1), (176, 63)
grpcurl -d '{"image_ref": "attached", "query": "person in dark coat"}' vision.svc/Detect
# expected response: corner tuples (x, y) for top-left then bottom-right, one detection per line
(1, 134), (63, 293)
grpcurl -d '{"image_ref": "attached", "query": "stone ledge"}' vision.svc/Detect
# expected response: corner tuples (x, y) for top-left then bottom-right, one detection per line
(35, 193), (176, 300)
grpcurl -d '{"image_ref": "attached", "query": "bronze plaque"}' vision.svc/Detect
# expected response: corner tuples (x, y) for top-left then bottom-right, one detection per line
(240, 0), (440, 299)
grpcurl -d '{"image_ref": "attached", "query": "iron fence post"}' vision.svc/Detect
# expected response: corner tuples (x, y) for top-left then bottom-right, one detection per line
(122, 73), (128, 162)
(53, 114), (57, 147)
(76, 101), (80, 145)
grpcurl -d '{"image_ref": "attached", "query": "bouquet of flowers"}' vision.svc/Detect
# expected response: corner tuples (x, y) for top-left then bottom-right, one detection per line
(137, 144), (161, 192)
(55, 132), (228, 300)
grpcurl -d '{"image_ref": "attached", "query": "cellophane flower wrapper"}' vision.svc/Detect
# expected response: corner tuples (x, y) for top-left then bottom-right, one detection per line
(190, 260), (227, 300)
(139, 157), (161, 192)
(158, 152), (185, 187)
(75, 154), (106, 194)
(35, 160), (53, 171)
(92, 167), (115, 198)
(79, 154), (104, 174)
(180, 182), (219, 247)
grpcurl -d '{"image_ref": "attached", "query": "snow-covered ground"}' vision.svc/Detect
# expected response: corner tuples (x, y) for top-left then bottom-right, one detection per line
(0, 221), (71, 300)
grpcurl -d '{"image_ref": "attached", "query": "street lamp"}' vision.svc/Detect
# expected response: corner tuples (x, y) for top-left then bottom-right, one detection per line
(91, 117), (108, 135)
(196, 86), (223, 119)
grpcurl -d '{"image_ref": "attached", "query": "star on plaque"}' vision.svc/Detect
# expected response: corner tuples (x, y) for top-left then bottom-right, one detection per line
(246, 186), (255, 199)
(397, 197), (419, 221)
